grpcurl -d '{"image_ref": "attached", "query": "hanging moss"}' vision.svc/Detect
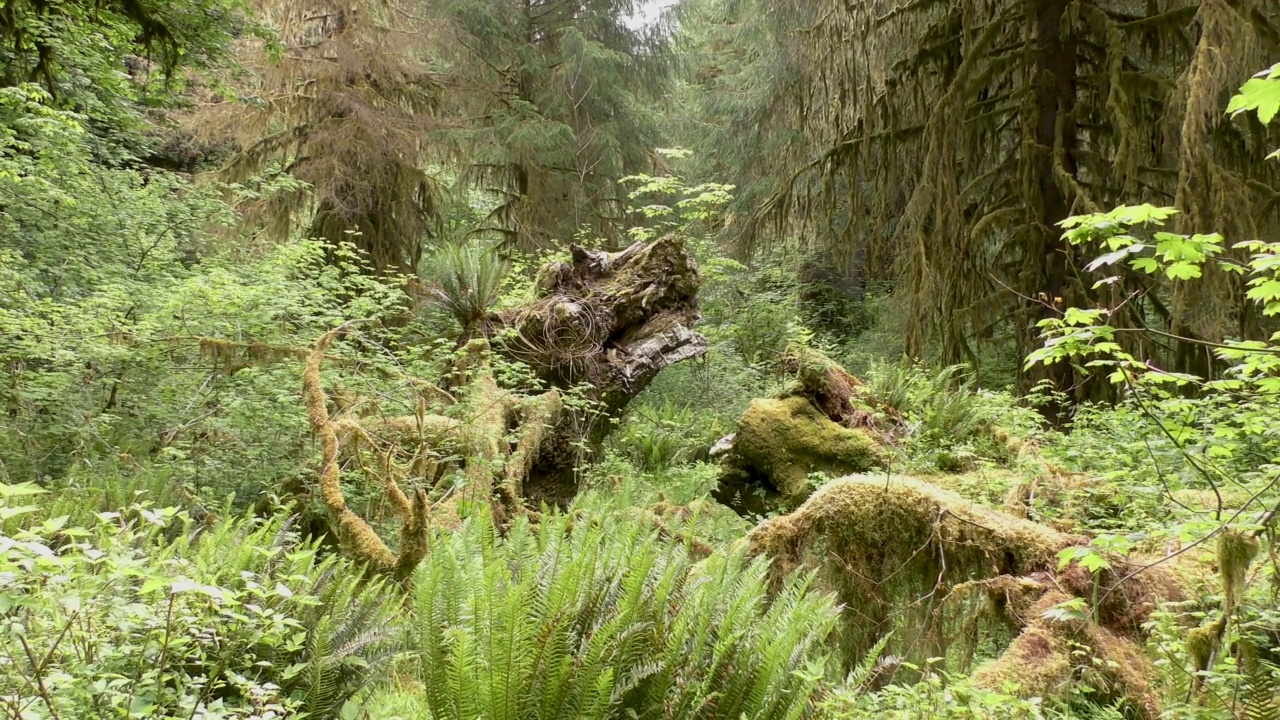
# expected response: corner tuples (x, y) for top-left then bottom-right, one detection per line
(699, 0), (1280, 390)
(1218, 527), (1260, 613)
(1185, 618), (1224, 676)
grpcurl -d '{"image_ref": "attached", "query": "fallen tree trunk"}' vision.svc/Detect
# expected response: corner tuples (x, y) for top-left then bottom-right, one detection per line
(490, 236), (707, 503)
(747, 475), (1181, 717)
(295, 237), (707, 578)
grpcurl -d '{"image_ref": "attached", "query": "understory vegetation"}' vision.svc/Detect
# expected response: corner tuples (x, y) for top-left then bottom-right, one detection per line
(2, 2), (1280, 719)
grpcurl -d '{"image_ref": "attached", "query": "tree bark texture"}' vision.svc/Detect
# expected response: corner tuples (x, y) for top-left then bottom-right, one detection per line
(493, 236), (707, 503)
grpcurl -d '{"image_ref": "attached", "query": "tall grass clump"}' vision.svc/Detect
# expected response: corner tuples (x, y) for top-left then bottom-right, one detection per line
(405, 508), (837, 720)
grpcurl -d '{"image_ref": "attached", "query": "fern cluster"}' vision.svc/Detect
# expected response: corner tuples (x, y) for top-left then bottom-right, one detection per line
(404, 509), (837, 720)
(426, 241), (510, 331)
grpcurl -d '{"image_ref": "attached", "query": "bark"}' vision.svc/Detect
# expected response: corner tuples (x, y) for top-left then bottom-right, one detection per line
(490, 235), (708, 503)
(1021, 0), (1082, 420)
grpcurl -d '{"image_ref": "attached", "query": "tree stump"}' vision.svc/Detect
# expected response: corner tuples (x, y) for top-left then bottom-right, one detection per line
(492, 236), (707, 503)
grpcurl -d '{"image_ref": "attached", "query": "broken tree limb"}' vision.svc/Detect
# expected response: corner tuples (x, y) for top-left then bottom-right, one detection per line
(302, 326), (561, 581)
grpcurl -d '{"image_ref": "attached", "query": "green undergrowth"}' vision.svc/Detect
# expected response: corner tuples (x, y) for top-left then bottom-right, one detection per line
(389, 506), (838, 720)
(1, 484), (403, 719)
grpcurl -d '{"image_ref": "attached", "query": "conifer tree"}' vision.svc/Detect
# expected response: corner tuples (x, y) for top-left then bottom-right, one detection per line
(680, 0), (1280, 396)
(205, 0), (443, 274)
(431, 0), (673, 249)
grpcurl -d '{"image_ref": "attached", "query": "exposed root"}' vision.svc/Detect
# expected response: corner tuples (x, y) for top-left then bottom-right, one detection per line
(491, 237), (706, 502)
(971, 583), (1161, 719)
(304, 320), (428, 582)
(747, 474), (1182, 713)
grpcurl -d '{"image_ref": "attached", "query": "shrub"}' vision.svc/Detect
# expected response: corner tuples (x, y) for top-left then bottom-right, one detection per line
(0, 483), (401, 719)
(823, 669), (1049, 719)
(609, 401), (732, 472)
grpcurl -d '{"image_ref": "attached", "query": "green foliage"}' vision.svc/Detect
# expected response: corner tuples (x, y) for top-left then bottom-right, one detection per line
(823, 664), (1049, 719)
(0, 81), (424, 497)
(610, 400), (731, 472)
(0, 483), (401, 719)
(1025, 66), (1280, 720)
(7, 3), (1280, 718)
(0, 0), (249, 140)
(405, 507), (837, 720)
(863, 361), (1040, 471)
(425, 241), (511, 331)
(1228, 63), (1280, 129)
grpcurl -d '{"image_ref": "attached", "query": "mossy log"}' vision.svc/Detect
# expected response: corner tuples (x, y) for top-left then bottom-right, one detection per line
(747, 475), (1179, 714)
(491, 236), (707, 503)
(296, 238), (706, 573)
(713, 346), (898, 512)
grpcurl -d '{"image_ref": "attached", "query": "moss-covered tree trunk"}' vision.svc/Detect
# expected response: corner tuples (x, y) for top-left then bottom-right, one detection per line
(1020, 0), (1084, 415)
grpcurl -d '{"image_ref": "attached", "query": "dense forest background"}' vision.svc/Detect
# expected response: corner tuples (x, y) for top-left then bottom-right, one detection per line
(2, 1), (1280, 718)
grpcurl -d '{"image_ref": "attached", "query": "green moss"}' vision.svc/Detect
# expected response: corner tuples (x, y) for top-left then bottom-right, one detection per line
(731, 396), (886, 503)
(1217, 527), (1259, 612)
(972, 609), (1161, 719)
(915, 468), (1030, 508)
(1186, 619), (1223, 673)
(973, 622), (1074, 698)
(749, 475), (1079, 666)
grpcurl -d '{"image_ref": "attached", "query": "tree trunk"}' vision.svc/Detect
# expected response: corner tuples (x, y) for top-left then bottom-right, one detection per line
(491, 236), (708, 503)
(1021, 0), (1079, 420)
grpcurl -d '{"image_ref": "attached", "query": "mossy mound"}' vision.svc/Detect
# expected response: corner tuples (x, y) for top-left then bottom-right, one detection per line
(971, 585), (1160, 719)
(718, 396), (886, 508)
(746, 475), (1181, 714)
(713, 346), (908, 514)
(748, 475), (1081, 664)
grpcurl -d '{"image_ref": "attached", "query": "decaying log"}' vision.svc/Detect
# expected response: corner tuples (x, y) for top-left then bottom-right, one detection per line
(748, 475), (1180, 716)
(491, 236), (707, 503)
(296, 237), (705, 572)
